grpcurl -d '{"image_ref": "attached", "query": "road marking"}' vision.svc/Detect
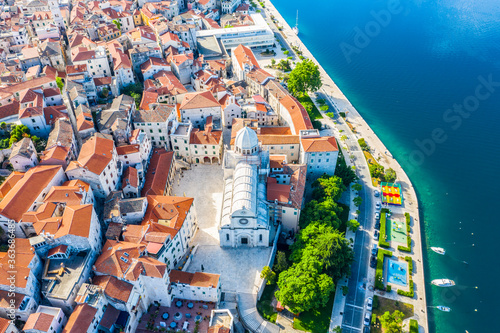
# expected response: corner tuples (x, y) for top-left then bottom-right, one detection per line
(342, 324), (362, 331)
(345, 304), (364, 310)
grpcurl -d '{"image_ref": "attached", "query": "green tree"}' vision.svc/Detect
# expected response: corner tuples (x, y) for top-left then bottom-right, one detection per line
(271, 58), (276, 66)
(320, 105), (329, 112)
(369, 164), (385, 179)
(300, 198), (342, 229)
(274, 251), (288, 274)
(56, 77), (64, 91)
(335, 157), (357, 187)
(275, 260), (335, 314)
(353, 196), (362, 207)
(0, 122), (6, 130)
(290, 223), (354, 281)
(352, 183), (362, 192)
(112, 19), (122, 30)
(260, 266), (276, 285)
(287, 59), (322, 96)
(312, 175), (346, 202)
(326, 112), (334, 118)
(385, 168), (397, 183)
(283, 50), (289, 55)
(347, 219), (360, 232)
(380, 310), (405, 333)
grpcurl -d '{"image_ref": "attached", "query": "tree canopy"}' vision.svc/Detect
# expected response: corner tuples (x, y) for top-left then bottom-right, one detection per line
(380, 310), (405, 333)
(287, 59), (322, 96)
(385, 168), (397, 183)
(276, 174), (354, 313)
(312, 175), (346, 202)
(275, 260), (334, 314)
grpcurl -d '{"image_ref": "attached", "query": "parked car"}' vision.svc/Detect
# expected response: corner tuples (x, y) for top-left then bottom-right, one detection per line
(370, 255), (377, 268)
(373, 230), (380, 241)
(375, 220), (380, 230)
(364, 326), (371, 333)
(364, 312), (371, 326)
(366, 297), (373, 311)
(375, 212), (380, 220)
(371, 244), (378, 256)
(374, 190), (380, 197)
(375, 202), (381, 210)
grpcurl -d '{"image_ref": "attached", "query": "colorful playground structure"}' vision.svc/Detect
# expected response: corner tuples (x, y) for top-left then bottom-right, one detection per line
(381, 182), (403, 206)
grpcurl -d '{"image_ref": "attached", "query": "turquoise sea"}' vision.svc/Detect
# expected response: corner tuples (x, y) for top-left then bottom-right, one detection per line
(271, 0), (500, 331)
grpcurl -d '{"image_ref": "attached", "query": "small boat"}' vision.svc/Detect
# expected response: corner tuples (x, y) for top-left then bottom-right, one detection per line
(436, 305), (451, 312)
(292, 10), (299, 35)
(431, 247), (446, 255)
(432, 279), (455, 287)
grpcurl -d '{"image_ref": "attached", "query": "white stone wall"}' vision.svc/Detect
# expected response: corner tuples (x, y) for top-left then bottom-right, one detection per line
(180, 106), (221, 127)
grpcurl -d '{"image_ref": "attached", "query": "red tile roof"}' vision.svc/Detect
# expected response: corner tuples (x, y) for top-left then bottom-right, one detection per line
(300, 136), (338, 153)
(141, 149), (173, 197)
(63, 303), (97, 333)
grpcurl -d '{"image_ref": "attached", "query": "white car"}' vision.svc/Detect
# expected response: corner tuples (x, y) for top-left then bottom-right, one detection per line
(375, 202), (381, 210)
(373, 230), (380, 241)
(375, 212), (380, 220)
(364, 312), (371, 326)
(366, 297), (373, 311)
(374, 190), (380, 197)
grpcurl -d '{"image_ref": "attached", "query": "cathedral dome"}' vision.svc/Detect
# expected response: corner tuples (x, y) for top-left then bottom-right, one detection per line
(234, 127), (258, 155)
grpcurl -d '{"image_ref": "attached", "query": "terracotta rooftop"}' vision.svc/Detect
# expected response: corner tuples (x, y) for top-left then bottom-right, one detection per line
(0, 165), (63, 222)
(141, 149), (174, 197)
(63, 303), (97, 333)
(301, 136), (339, 153)
(66, 135), (115, 175)
(170, 270), (220, 288)
(180, 90), (220, 110)
(24, 312), (54, 332)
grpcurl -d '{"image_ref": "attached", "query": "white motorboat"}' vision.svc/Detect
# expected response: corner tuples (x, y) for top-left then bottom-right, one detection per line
(436, 305), (451, 312)
(431, 247), (446, 255)
(292, 10), (299, 35)
(432, 279), (455, 287)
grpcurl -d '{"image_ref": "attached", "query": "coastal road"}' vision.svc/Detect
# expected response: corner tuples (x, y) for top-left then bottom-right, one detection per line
(318, 92), (377, 333)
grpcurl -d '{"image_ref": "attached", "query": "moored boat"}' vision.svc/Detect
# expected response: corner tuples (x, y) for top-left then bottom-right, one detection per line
(432, 279), (455, 287)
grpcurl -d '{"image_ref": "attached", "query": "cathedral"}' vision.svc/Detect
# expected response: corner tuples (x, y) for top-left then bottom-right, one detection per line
(219, 127), (272, 247)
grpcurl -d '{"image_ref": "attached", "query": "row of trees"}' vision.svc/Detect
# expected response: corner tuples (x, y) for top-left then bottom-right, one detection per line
(274, 174), (354, 314)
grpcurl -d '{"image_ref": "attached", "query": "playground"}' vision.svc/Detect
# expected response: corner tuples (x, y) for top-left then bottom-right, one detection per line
(387, 258), (408, 287)
(387, 218), (408, 244)
(381, 182), (403, 206)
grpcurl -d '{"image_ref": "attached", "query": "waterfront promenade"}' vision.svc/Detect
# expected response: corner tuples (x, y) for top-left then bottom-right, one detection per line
(261, 1), (429, 332)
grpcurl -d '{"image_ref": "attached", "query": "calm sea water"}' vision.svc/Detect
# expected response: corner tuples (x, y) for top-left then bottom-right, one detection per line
(271, 0), (500, 331)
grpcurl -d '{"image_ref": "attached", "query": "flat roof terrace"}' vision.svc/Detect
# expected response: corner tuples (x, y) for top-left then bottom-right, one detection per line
(42, 251), (90, 301)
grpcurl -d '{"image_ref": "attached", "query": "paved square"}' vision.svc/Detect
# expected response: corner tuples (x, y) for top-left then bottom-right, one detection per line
(172, 164), (272, 294)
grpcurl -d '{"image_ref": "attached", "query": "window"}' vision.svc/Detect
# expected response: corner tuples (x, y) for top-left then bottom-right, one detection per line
(259, 234), (262, 242)
(226, 234), (229, 241)
(150, 129), (153, 133)
(31, 119), (36, 123)
(310, 159), (314, 163)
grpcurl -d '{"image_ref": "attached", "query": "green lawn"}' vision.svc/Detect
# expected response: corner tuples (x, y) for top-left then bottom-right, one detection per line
(371, 296), (414, 333)
(297, 93), (322, 120)
(293, 296), (334, 333)
(257, 283), (278, 323)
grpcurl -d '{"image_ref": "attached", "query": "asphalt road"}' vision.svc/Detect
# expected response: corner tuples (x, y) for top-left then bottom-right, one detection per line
(317, 91), (376, 333)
